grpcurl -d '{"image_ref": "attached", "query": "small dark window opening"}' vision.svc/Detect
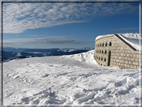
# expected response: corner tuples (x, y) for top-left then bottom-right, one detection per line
(102, 43), (104, 46)
(109, 42), (112, 46)
(99, 57), (100, 60)
(101, 57), (103, 60)
(105, 43), (107, 46)
(105, 50), (107, 54)
(104, 58), (106, 61)
(102, 50), (103, 54)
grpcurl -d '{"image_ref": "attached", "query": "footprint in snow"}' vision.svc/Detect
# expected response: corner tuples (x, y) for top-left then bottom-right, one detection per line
(21, 97), (30, 104)
(48, 65), (53, 67)
(42, 74), (49, 78)
(32, 99), (40, 104)
(20, 88), (66, 105)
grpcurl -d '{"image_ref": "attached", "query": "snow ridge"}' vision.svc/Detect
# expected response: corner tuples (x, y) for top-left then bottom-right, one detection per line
(118, 33), (140, 39)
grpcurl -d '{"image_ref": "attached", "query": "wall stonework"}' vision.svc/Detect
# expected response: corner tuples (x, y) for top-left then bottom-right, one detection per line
(94, 34), (141, 69)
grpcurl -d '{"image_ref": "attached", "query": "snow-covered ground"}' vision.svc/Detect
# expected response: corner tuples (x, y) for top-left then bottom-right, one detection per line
(3, 50), (141, 106)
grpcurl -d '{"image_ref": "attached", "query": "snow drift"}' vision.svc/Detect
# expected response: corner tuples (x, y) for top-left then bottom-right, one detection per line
(3, 50), (141, 106)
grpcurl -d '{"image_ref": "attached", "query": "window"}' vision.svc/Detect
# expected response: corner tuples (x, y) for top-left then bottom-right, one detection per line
(102, 43), (104, 46)
(101, 57), (103, 60)
(104, 58), (106, 61)
(105, 43), (107, 46)
(105, 50), (107, 54)
(109, 42), (112, 46)
(102, 50), (103, 54)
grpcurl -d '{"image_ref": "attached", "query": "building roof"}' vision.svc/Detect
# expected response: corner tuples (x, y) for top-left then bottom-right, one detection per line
(95, 33), (141, 51)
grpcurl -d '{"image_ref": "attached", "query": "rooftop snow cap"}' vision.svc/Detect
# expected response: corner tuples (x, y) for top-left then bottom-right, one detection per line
(95, 33), (142, 51)
(95, 34), (111, 40)
(117, 33), (141, 51)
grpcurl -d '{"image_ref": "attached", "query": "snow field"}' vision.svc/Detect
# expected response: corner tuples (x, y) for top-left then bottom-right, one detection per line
(3, 50), (141, 106)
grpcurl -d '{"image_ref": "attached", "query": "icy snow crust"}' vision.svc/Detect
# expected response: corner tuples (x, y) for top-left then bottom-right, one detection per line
(3, 50), (141, 106)
(96, 33), (141, 51)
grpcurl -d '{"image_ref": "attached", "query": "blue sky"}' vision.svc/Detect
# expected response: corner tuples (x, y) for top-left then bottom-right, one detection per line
(3, 2), (139, 49)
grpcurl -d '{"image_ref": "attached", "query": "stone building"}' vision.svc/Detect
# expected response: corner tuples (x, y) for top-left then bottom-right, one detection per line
(94, 33), (141, 69)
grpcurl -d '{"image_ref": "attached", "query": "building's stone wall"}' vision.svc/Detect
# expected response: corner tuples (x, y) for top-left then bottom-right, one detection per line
(94, 34), (141, 69)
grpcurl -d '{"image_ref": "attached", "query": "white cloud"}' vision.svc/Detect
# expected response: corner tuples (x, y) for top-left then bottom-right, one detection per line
(3, 36), (89, 46)
(2, 2), (139, 33)
(111, 27), (139, 31)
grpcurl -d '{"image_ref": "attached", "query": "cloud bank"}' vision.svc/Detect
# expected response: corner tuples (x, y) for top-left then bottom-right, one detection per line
(3, 2), (139, 33)
(3, 36), (89, 46)
(111, 27), (139, 31)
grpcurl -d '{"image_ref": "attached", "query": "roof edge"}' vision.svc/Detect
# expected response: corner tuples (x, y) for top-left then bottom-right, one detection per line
(114, 34), (137, 51)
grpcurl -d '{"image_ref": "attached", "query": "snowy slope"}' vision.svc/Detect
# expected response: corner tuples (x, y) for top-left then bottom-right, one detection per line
(3, 50), (141, 106)
(2, 48), (91, 62)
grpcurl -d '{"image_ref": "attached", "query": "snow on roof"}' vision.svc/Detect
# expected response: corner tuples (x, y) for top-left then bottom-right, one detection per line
(95, 34), (111, 40)
(95, 33), (142, 51)
(116, 33), (141, 51)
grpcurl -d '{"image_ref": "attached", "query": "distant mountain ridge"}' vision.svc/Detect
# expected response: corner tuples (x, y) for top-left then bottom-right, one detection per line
(3, 47), (60, 53)
(2, 47), (94, 61)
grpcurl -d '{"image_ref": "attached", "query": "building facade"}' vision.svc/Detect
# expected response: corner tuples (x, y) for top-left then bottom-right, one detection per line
(94, 34), (141, 69)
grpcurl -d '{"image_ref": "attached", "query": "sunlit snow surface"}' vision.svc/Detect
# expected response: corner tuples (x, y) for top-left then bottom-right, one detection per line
(3, 50), (141, 106)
